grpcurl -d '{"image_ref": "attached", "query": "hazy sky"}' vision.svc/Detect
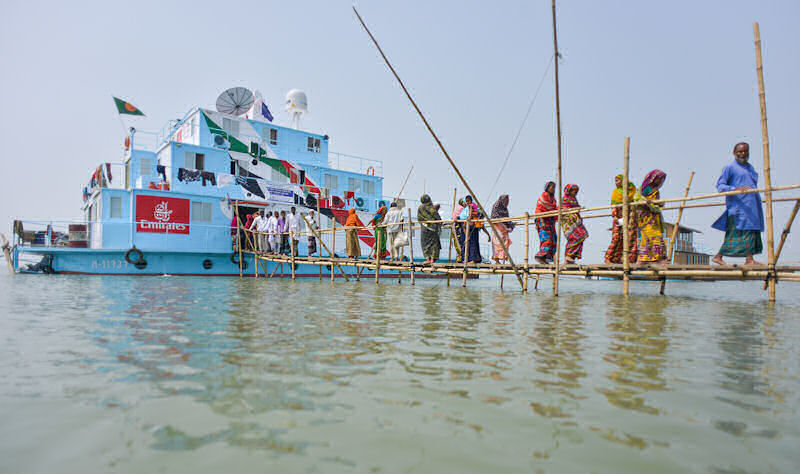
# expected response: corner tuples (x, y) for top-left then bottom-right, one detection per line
(1, 0), (798, 263)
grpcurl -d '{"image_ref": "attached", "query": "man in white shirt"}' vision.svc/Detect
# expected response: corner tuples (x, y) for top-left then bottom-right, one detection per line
(249, 211), (264, 252)
(256, 209), (270, 253)
(288, 207), (305, 256)
(384, 202), (406, 261)
(265, 211), (279, 254)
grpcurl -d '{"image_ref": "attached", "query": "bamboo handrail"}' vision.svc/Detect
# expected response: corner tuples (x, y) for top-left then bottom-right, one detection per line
(300, 214), (349, 281)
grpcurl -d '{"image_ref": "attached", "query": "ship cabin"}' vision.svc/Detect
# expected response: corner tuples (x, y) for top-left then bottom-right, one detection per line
(74, 106), (385, 253)
(663, 222), (710, 265)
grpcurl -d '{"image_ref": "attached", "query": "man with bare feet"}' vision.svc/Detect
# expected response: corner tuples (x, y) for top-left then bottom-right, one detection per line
(711, 142), (764, 266)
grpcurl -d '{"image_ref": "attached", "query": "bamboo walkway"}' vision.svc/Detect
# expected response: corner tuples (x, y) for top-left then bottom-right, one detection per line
(230, 18), (799, 302)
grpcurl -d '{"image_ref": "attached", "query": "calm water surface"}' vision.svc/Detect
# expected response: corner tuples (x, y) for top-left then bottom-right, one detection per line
(1, 272), (798, 473)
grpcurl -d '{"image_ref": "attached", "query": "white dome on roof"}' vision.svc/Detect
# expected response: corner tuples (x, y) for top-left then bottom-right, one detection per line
(285, 89), (308, 114)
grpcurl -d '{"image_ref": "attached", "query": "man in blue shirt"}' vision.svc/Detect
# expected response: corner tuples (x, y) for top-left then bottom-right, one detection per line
(711, 142), (764, 266)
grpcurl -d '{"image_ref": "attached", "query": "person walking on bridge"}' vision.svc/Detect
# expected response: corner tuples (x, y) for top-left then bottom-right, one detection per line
(636, 170), (668, 263)
(561, 184), (588, 264)
(604, 174), (638, 264)
(490, 194), (515, 264)
(418, 194), (442, 264)
(345, 208), (361, 259)
(711, 142), (764, 266)
(534, 182), (558, 264)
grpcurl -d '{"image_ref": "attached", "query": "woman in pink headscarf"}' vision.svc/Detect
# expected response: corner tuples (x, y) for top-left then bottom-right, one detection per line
(561, 184), (588, 263)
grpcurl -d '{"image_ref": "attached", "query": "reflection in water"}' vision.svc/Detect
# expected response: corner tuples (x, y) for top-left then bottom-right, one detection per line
(4, 275), (799, 473)
(599, 295), (669, 417)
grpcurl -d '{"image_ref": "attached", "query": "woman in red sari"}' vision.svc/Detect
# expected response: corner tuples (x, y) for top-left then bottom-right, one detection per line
(534, 182), (558, 264)
(561, 184), (588, 263)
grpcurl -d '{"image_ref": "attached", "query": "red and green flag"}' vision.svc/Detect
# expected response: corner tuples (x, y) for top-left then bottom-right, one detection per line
(113, 97), (145, 116)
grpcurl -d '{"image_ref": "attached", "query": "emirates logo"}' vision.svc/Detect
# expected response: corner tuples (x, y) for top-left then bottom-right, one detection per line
(153, 201), (173, 222)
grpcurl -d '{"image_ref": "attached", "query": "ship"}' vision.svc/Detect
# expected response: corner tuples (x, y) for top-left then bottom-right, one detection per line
(8, 87), (467, 276)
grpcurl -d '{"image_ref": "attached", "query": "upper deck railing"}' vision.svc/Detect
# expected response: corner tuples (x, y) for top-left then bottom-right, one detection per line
(129, 116), (384, 177)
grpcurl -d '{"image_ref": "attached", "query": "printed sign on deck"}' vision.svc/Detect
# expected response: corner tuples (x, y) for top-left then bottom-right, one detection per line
(136, 195), (190, 234)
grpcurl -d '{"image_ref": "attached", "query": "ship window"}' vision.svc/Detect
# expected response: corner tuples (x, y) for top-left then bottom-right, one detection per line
(325, 174), (338, 190)
(347, 177), (361, 193)
(110, 197), (122, 218)
(363, 180), (375, 195)
(307, 137), (321, 153)
(270, 128), (278, 145)
(184, 152), (204, 171)
(140, 158), (151, 177)
(191, 201), (212, 223)
(222, 117), (239, 137)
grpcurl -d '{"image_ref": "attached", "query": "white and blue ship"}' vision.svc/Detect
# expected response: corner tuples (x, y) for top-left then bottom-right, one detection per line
(10, 88), (464, 276)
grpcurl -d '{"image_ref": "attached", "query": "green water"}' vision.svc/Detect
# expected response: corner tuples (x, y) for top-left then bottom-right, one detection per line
(1, 273), (798, 473)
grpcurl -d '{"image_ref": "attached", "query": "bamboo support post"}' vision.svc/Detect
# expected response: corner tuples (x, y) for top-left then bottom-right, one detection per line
(1, 233), (15, 274)
(462, 219), (471, 287)
(375, 224), (381, 285)
(551, 0), (563, 296)
(447, 187), (457, 287)
(523, 212), (530, 292)
(331, 220), (336, 282)
(317, 199), (322, 280)
(302, 214), (349, 281)
(764, 199), (800, 290)
(754, 22), (777, 302)
(660, 171), (694, 295)
(622, 138), (631, 296)
(408, 208), (415, 285)
(235, 203), (243, 278)
(290, 231), (296, 280)
(354, 6), (524, 290)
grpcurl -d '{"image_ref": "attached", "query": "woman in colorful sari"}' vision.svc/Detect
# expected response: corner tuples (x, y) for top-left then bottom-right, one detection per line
(561, 184), (589, 263)
(534, 182), (558, 264)
(417, 194), (442, 264)
(636, 169), (668, 263)
(490, 194), (515, 263)
(345, 208), (361, 259)
(604, 174), (638, 264)
(460, 195), (482, 263)
(371, 206), (388, 260)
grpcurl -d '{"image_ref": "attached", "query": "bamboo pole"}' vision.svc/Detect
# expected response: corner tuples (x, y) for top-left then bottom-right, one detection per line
(290, 230), (296, 280)
(408, 208), (415, 285)
(622, 138), (631, 296)
(523, 212), (530, 292)
(374, 222), (381, 285)
(1, 233), (15, 274)
(331, 219), (336, 282)
(660, 171), (694, 295)
(764, 199), (800, 290)
(302, 214), (349, 281)
(754, 22), (777, 302)
(317, 199), (322, 280)
(395, 166), (414, 202)
(353, 6), (525, 291)
(447, 187), (456, 287)
(462, 218), (471, 287)
(235, 203), (243, 278)
(551, 0), (563, 297)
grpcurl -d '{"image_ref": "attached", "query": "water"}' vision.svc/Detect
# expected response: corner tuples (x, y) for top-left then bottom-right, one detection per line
(1, 272), (798, 473)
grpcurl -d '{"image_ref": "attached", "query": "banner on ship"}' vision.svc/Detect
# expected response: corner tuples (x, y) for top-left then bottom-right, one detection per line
(135, 195), (190, 234)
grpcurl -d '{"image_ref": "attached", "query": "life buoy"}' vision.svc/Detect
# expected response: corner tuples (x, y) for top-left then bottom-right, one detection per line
(125, 247), (144, 265)
(355, 197), (365, 207)
(230, 252), (248, 270)
(366, 166), (375, 176)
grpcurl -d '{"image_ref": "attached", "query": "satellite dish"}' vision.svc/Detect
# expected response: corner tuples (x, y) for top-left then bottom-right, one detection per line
(216, 87), (254, 116)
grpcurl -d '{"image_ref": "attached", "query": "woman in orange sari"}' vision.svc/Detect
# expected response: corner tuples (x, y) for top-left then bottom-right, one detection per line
(345, 208), (361, 259)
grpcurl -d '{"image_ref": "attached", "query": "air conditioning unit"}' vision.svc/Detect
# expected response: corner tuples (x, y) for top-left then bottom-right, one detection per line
(212, 134), (230, 149)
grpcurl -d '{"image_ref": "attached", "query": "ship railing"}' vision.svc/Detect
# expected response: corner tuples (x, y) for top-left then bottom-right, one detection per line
(84, 162), (128, 192)
(328, 152), (383, 176)
(11, 219), (237, 253)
